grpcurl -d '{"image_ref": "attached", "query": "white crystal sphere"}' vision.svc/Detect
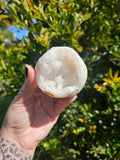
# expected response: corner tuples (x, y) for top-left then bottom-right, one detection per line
(35, 46), (87, 98)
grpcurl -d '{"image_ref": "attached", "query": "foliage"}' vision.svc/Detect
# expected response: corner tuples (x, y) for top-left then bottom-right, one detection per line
(0, 0), (120, 159)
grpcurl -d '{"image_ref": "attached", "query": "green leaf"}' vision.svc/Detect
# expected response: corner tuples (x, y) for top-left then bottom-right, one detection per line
(33, 11), (42, 20)
(0, 14), (9, 20)
(107, 148), (112, 157)
(82, 13), (91, 22)
(23, 37), (30, 47)
(78, 127), (86, 132)
(2, 19), (13, 26)
(1, 59), (7, 70)
(108, 68), (113, 79)
(25, 19), (28, 27)
(15, 22), (25, 29)
(7, 5), (18, 21)
(0, 0), (6, 10)
(21, 0), (29, 12)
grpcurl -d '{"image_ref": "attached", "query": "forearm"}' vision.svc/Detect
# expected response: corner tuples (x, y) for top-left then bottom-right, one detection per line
(0, 134), (33, 160)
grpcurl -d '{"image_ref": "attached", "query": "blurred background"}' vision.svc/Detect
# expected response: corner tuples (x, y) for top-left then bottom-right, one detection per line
(0, 0), (120, 159)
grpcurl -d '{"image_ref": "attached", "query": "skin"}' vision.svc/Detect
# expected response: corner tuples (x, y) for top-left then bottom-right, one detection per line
(0, 64), (77, 158)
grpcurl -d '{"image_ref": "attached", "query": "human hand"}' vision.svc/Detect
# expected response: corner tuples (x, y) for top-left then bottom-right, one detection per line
(0, 64), (77, 156)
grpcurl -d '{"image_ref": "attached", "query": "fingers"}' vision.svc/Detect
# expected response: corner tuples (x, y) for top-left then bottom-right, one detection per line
(54, 95), (77, 115)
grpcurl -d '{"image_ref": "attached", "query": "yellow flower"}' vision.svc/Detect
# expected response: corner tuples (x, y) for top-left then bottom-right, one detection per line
(95, 46), (98, 51)
(103, 78), (113, 84)
(73, 129), (77, 135)
(84, 103), (89, 110)
(94, 84), (106, 92)
(78, 46), (83, 52)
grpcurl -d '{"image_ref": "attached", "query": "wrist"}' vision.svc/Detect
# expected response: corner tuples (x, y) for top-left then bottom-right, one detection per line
(0, 128), (34, 159)
(0, 134), (33, 159)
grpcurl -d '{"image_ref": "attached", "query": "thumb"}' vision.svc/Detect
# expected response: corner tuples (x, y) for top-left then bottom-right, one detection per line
(10, 64), (37, 106)
(22, 64), (37, 98)
(14, 64), (37, 102)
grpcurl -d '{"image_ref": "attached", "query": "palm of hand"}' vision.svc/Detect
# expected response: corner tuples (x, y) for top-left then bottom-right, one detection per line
(5, 87), (75, 151)
(2, 65), (76, 152)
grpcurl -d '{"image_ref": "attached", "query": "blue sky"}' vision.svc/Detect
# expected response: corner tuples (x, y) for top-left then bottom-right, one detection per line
(8, 26), (29, 40)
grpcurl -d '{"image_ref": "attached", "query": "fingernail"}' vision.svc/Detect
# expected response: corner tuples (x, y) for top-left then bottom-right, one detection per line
(24, 65), (28, 78)
(71, 95), (77, 103)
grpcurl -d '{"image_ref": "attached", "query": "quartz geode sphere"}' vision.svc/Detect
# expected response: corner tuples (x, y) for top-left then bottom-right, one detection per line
(35, 46), (87, 98)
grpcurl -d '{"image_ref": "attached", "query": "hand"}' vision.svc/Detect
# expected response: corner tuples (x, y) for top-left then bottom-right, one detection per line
(1, 64), (77, 155)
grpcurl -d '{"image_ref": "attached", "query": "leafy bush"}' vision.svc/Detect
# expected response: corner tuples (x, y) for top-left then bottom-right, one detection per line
(0, 0), (120, 159)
